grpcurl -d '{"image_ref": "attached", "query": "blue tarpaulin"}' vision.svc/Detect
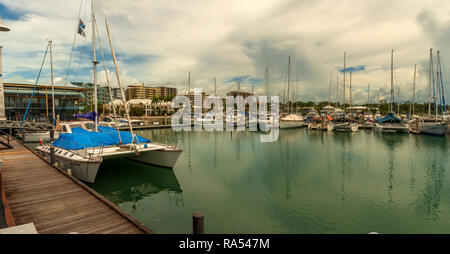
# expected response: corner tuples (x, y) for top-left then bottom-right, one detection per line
(52, 126), (151, 150)
(75, 111), (100, 121)
(376, 112), (404, 123)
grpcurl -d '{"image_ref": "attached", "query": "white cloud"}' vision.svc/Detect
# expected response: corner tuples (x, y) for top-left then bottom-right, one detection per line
(2, 0), (450, 104)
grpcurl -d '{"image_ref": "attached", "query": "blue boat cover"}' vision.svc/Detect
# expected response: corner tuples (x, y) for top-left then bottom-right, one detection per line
(52, 126), (151, 150)
(376, 112), (404, 123)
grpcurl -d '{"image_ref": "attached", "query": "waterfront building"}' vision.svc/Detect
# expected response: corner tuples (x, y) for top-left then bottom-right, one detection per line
(3, 82), (87, 121)
(73, 82), (111, 106)
(111, 87), (121, 99)
(126, 84), (177, 100)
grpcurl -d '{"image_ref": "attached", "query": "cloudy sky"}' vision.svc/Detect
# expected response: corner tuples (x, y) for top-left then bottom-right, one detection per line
(1, 0), (450, 104)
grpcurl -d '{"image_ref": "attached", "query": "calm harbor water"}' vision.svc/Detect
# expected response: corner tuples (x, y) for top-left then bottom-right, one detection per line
(39, 129), (450, 233)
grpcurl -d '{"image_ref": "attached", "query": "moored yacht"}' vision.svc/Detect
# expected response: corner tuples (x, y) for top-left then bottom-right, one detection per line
(280, 113), (306, 129)
(415, 117), (447, 136)
(374, 112), (409, 133)
(36, 126), (182, 183)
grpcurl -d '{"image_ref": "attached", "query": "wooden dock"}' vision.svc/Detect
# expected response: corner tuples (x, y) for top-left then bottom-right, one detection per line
(0, 138), (154, 234)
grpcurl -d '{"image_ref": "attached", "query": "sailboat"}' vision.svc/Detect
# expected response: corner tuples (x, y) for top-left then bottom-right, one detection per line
(330, 53), (358, 132)
(36, 0), (182, 183)
(280, 56), (305, 129)
(374, 50), (409, 133)
(258, 67), (279, 131)
(415, 49), (447, 136)
(19, 40), (57, 142)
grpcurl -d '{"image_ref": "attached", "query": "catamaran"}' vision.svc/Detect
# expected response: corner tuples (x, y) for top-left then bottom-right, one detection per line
(36, 1), (182, 183)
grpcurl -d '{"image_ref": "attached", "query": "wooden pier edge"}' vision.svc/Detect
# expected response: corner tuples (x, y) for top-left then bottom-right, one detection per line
(9, 135), (155, 234)
(0, 173), (16, 227)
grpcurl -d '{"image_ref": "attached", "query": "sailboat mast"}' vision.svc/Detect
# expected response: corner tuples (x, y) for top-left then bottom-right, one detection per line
(328, 72), (331, 106)
(412, 64), (416, 116)
(437, 51), (446, 116)
(105, 18), (135, 142)
(296, 66), (299, 103)
(91, 0), (98, 131)
(287, 56), (291, 113)
(188, 71), (191, 94)
(214, 76), (217, 96)
(343, 52), (346, 112)
(336, 76), (339, 108)
(378, 89), (380, 113)
(349, 72), (352, 116)
(428, 48), (432, 116)
(265, 67), (269, 96)
(49, 40), (55, 125)
(367, 84), (370, 115)
(436, 51), (440, 120)
(390, 49), (394, 113)
(94, 20), (122, 143)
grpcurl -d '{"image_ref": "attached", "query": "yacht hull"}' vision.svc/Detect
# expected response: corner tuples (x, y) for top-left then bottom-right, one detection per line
(362, 122), (374, 129)
(418, 123), (447, 136)
(280, 120), (305, 129)
(334, 123), (351, 132)
(374, 123), (409, 133)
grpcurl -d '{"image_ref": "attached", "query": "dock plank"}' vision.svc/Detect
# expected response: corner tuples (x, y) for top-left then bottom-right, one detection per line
(0, 138), (153, 234)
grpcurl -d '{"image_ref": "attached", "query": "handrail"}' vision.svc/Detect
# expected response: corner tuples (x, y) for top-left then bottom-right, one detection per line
(0, 129), (12, 146)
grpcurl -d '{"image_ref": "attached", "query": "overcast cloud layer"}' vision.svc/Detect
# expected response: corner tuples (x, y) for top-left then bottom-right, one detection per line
(1, 0), (450, 104)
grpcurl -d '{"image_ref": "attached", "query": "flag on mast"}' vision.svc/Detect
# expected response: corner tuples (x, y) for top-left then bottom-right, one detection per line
(77, 18), (86, 38)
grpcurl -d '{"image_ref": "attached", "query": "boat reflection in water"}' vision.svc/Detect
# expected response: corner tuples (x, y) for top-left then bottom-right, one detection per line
(91, 158), (183, 210)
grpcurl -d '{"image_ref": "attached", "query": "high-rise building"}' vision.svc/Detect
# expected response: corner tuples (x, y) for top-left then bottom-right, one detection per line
(126, 84), (177, 100)
(111, 88), (121, 99)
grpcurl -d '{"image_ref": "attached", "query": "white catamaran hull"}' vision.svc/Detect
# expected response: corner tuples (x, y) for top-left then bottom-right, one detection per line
(128, 147), (183, 168)
(55, 157), (101, 183)
(35, 142), (182, 183)
(36, 146), (102, 183)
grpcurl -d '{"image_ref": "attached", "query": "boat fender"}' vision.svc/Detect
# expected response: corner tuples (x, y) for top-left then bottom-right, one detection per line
(144, 144), (148, 148)
(39, 138), (43, 146)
